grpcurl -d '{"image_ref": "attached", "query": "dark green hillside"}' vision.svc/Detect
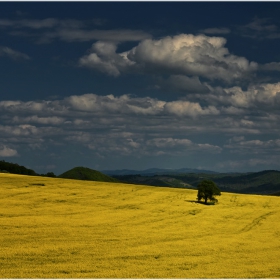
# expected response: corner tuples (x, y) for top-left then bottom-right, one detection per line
(114, 174), (195, 189)
(59, 167), (119, 183)
(213, 170), (280, 193)
(158, 170), (280, 194)
(114, 170), (280, 194)
(0, 160), (37, 176)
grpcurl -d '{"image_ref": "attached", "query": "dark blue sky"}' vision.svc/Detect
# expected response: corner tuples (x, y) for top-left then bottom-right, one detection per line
(1, 2), (280, 174)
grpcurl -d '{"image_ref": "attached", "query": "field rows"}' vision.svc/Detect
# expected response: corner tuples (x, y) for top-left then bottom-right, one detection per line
(0, 173), (280, 278)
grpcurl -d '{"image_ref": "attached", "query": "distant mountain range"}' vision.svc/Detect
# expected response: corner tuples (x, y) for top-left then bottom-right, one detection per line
(1, 160), (280, 196)
(101, 167), (218, 176)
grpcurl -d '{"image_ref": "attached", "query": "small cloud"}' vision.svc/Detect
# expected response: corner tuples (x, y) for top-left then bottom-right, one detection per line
(224, 137), (280, 156)
(0, 46), (30, 60)
(199, 27), (231, 34)
(0, 18), (151, 43)
(158, 75), (210, 94)
(12, 115), (65, 125)
(164, 100), (219, 118)
(244, 17), (277, 32)
(260, 62), (280, 71)
(217, 157), (279, 172)
(0, 145), (18, 157)
(146, 137), (222, 155)
(238, 17), (280, 39)
(91, 18), (107, 26)
(0, 18), (58, 29)
(15, 10), (28, 17)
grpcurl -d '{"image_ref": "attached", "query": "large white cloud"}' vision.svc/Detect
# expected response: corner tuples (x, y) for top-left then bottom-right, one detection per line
(192, 82), (280, 113)
(79, 34), (258, 82)
(223, 82), (280, 108)
(79, 42), (134, 76)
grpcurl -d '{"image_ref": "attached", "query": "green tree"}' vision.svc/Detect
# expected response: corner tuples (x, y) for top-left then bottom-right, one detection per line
(46, 172), (56, 177)
(197, 180), (221, 204)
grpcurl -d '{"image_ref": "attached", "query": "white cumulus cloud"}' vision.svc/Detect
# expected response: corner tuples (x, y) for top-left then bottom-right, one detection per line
(224, 82), (280, 108)
(79, 34), (258, 82)
(164, 100), (219, 117)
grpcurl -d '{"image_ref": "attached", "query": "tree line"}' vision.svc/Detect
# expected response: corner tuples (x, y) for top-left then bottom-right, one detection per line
(0, 160), (56, 177)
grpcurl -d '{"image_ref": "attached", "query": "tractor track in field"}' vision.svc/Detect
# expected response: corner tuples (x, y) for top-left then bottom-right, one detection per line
(240, 211), (275, 233)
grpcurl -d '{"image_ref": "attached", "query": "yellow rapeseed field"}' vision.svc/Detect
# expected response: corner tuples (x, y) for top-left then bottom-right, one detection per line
(0, 173), (280, 278)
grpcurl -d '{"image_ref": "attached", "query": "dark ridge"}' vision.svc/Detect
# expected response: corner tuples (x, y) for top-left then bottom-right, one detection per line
(0, 160), (37, 176)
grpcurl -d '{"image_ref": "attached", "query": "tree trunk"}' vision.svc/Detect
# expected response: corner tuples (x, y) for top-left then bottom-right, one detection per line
(205, 197), (208, 204)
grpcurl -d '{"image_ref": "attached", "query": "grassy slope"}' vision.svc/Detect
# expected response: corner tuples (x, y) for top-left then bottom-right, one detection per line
(213, 170), (280, 192)
(58, 166), (119, 182)
(1, 173), (280, 278)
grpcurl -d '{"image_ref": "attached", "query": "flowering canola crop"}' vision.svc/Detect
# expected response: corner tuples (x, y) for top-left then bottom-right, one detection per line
(0, 173), (280, 278)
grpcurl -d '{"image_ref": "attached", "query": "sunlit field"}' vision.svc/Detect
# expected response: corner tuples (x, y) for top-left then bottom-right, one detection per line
(1, 173), (280, 278)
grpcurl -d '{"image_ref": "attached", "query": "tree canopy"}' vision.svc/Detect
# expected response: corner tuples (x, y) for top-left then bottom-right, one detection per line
(197, 180), (221, 204)
(0, 160), (37, 176)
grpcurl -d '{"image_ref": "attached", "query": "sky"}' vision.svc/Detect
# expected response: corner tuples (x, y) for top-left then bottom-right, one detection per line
(1, 2), (280, 175)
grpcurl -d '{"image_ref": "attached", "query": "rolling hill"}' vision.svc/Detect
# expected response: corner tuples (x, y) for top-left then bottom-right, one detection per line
(58, 166), (119, 183)
(113, 170), (280, 195)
